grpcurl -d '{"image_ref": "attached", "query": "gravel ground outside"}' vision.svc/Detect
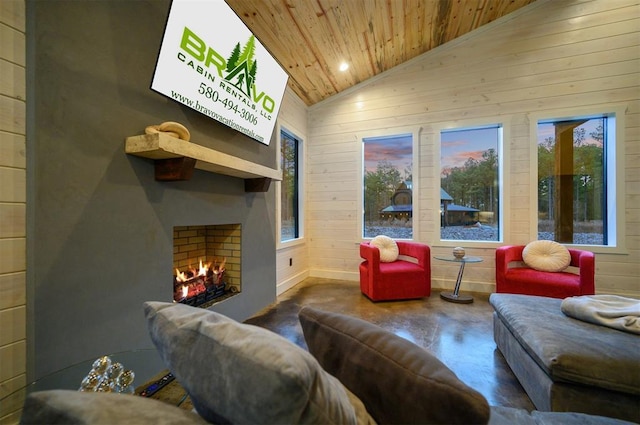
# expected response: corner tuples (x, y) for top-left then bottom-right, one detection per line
(365, 224), (603, 245)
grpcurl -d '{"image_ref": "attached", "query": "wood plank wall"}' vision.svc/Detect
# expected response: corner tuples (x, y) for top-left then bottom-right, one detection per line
(0, 0), (26, 422)
(305, 0), (640, 296)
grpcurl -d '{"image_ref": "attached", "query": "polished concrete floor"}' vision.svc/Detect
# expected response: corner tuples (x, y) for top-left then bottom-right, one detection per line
(245, 277), (535, 411)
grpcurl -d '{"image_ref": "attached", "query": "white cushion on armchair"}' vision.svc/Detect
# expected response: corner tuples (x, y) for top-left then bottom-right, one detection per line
(523, 240), (571, 272)
(370, 235), (399, 262)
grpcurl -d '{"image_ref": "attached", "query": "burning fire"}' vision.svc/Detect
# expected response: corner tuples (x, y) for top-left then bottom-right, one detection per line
(175, 259), (210, 283)
(174, 258), (226, 303)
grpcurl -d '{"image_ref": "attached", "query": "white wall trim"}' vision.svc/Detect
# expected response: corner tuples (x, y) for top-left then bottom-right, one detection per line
(276, 270), (310, 295)
(309, 269), (359, 282)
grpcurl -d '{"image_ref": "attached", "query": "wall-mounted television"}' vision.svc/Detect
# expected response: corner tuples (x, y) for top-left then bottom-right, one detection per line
(151, 0), (289, 145)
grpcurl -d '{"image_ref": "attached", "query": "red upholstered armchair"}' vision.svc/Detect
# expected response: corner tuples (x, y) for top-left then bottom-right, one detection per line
(359, 241), (431, 301)
(495, 245), (595, 299)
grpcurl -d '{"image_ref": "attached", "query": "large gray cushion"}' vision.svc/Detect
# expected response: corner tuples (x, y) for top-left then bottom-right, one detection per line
(298, 306), (491, 425)
(488, 406), (637, 425)
(489, 294), (640, 395)
(20, 390), (206, 425)
(144, 301), (374, 425)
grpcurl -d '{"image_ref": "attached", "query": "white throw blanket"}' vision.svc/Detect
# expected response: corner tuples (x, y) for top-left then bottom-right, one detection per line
(561, 295), (640, 335)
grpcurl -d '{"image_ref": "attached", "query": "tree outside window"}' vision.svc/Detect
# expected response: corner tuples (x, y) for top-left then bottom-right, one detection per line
(440, 126), (501, 242)
(537, 116), (608, 245)
(363, 134), (413, 239)
(281, 129), (300, 242)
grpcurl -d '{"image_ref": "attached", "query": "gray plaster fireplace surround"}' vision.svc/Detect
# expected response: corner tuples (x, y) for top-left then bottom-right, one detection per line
(27, 0), (279, 381)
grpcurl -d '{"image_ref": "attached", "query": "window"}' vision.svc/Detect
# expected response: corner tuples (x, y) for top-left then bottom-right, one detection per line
(536, 114), (614, 245)
(440, 125), (501, 242)
(280, 128), (300, 242)
(363, 134), (413, 239)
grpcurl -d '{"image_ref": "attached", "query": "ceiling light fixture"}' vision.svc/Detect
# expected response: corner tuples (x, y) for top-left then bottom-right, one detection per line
(339, 62), (349, 72)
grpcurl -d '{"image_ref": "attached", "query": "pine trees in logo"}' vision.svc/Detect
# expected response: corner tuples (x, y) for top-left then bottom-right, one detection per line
(225, 36), (258, 97)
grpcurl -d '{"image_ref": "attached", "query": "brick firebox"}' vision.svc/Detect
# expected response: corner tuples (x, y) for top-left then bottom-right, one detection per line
(173, 224), (241, 299)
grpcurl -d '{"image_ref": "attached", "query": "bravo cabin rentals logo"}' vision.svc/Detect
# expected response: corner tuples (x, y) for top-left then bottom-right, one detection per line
(177, 27), (277, 117)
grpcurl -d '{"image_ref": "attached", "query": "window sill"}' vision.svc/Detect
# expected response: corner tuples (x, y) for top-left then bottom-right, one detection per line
(277, 237), (305, 250)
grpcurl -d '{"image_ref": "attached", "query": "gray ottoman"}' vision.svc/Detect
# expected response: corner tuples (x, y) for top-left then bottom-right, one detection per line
(489, 294), (640, 423)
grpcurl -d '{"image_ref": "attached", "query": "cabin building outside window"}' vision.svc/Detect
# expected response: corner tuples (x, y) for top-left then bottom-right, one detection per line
(362, 134), (413, 239)
(440, 125), (502, 242)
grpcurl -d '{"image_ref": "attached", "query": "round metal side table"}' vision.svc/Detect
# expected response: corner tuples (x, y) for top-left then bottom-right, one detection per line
(435, 255), (483, 304)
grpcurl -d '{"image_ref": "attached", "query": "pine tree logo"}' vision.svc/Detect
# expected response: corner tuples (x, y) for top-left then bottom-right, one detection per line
(224, 36), (258, 98)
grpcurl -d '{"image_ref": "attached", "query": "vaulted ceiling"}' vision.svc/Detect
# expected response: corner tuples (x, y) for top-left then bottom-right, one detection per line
(225, 0), (537, 106)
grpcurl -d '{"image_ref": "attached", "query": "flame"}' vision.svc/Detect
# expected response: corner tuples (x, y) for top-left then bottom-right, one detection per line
(175, 268), (188, 282)
(176, 259), (211, 283)
(213, 257), (226, 274)
(197, 259), (209, 277)
(174, 258), (226, 303)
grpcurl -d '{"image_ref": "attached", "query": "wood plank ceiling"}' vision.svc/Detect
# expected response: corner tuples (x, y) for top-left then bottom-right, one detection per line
(226, 0), (537, 106)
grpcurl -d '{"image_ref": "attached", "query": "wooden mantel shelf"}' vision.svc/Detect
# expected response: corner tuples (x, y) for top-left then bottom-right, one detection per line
(125, 133), (281, 192)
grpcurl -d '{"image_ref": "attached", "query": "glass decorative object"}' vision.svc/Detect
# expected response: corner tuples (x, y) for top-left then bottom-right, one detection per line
(117, 369), (136, 394)
(80, 356), (135, 394)
(79, 371), (101, 392)
(91, 356), (111, 375)
(106, 362), (123, 380)
(95, 379), (114, 392)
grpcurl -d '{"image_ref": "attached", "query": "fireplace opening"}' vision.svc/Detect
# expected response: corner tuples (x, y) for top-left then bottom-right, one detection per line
(173, 224), (241, 308)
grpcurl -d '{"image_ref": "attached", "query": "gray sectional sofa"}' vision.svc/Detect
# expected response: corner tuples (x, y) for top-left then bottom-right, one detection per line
(20, 303), (638, 424)
(490, 293), (640, 423)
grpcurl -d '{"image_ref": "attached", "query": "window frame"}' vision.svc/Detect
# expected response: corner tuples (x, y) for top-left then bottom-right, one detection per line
(277, 124), (305, 248)
(358, 127), (420, 241)
(529, 105), (626, 254)
(432, 119), (508, 249)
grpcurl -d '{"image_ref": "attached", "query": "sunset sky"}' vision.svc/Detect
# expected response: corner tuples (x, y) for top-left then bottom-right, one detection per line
(364, 119), (602, 179)
(537, 118), (603, 147)
(441, 126), (499, 175)
(363, 134), (412, 175)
